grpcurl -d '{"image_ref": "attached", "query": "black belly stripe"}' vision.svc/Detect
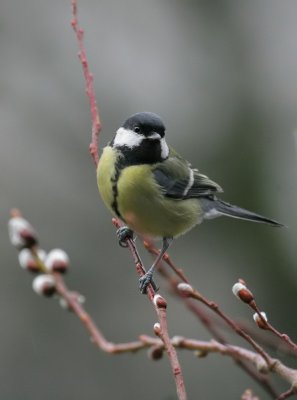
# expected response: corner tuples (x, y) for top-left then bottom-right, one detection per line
(111, 165), (122, 219)
(110, 155), (130, 220)
(109, 142), (166, 220)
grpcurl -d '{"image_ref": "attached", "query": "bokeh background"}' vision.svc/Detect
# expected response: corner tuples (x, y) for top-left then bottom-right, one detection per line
(1, 1), (297, 399)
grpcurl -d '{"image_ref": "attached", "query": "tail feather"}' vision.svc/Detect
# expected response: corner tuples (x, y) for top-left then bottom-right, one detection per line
(201, 198), (283, 227)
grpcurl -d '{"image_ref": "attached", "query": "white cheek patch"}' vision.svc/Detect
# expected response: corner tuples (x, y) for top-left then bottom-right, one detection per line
(160, 138), (169, 159)
(113, 127), (144, 149)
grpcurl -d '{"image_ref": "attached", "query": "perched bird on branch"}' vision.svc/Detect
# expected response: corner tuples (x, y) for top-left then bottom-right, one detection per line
(97, 112), (282, 293)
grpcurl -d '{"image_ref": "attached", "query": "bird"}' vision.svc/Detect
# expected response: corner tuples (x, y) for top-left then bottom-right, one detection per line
(97, 112), (283, 294)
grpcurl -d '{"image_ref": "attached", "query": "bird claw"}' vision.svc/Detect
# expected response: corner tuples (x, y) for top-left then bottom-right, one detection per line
(116, 227), (134, 248)
(139, 272), (158, 294)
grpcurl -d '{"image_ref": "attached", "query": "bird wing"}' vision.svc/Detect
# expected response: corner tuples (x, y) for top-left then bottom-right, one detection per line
(152, 147), (223, 199)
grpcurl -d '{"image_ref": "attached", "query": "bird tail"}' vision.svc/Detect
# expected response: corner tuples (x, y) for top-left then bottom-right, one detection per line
(201, 198), (283, 227)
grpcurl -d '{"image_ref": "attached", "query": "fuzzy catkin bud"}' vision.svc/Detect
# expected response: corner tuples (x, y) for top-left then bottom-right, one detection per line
(177, 283), (194, 296)
(153, 294), (167, 309)
(232, 282), (254, 304)
(8, 217), (38, 249)
(153, 323), (161, 336)
(253, 312), (268, 329)
(18, 248), (46, 273)
(45, 249), (69, 273)
(32, 275), (56, 297)
(171, 336), (184, 346)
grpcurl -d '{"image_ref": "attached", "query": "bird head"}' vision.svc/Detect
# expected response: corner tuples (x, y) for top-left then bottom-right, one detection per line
(111, 112), (169, 164)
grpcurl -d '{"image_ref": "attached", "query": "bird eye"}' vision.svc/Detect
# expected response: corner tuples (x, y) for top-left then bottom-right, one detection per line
(133, 126), (140, 133)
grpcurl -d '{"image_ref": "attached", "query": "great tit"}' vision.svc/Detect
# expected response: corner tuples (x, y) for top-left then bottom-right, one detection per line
(97, 112), (282, 293)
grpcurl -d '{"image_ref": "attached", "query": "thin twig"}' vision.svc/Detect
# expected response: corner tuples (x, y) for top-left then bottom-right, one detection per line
(14, 2), (295, 398)
(143, 335), (297, 393)
(53, 272), (147, 354)
(112, 218), (187, 400)
(245, 292), (297, 355)
(276, 387), (296, 400)
(144, 240), (278, 398)
(188, 287), (273, 367)
(144, 240), (273, 365)
(9, 210), (297, 399)
(71, 0), (101, 166)
(70, 2), (187, 396)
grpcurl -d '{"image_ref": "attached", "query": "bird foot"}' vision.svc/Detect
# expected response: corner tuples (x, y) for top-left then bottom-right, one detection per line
(139, 271), (158, 294)
(116, 226), (134, 248)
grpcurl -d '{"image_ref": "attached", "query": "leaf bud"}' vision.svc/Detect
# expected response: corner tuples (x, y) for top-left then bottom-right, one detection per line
(32, 274), (56, 297)
(253, 312), (268, 329)
(232, 282), (254, 304)
(153, 294), (167, 309)
(177, 282), (194, 297)
(45, 249), (69, 273)
(153, 322), (161, 336)
(8, 216), (38, 249)
(18, 248), (46, 273)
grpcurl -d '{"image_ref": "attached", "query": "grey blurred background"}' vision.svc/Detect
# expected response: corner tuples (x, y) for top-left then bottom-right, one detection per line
(1, 1), (297, 399)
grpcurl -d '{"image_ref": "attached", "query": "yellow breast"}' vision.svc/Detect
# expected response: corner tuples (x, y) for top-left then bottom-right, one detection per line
(97, 146), (119, 215)
(97, 147), (201, 238)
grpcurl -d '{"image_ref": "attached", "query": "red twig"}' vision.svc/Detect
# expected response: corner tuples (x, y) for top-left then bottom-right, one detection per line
(112, 218), (187, 400)
(70, 2), (187, 396)
(143, 241), (278, 398)
(144, 240), (273, 366)
(71, 0), (101, 166)
(9, 210), (297, 399)
(154, 298), (187, 400)
(112, 219), (155, 301)
(53, 273), (146, 354)
(276, 387), (296, 400)
(232, 279), (297, 356)
(155, 264), (277, 398)
(65, 2), (297, 398)
(187, 287), (273, 367)
(245, 292), (297, 355)
(160, 261), (297, 362)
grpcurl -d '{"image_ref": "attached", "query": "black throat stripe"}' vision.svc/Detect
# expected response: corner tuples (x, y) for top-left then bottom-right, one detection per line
(110, 142), (166, 220)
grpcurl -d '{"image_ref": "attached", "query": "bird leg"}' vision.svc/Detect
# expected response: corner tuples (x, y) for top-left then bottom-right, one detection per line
(139, 237), (173, 294)
(116, 226), (158, 290)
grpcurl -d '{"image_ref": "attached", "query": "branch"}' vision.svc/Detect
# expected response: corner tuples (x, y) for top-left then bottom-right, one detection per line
(71, 0), (101, 166)
(112, 218), (187, 400)
(9, 2), (294, 399)
(70, 2), (188, 397)
(53, 273), (147, 354)
(143, 240), (278, 398)
(232, 281), (297, 355)
(147, 240), (297, 362)
(9, 211), (297, 399)
(143, 335), (297, 395)
(276, 387), (296, 400)
(180, 284), (272, 367)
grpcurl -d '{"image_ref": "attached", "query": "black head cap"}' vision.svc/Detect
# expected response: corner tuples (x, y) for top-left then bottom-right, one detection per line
(122, 112), (166, 138)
